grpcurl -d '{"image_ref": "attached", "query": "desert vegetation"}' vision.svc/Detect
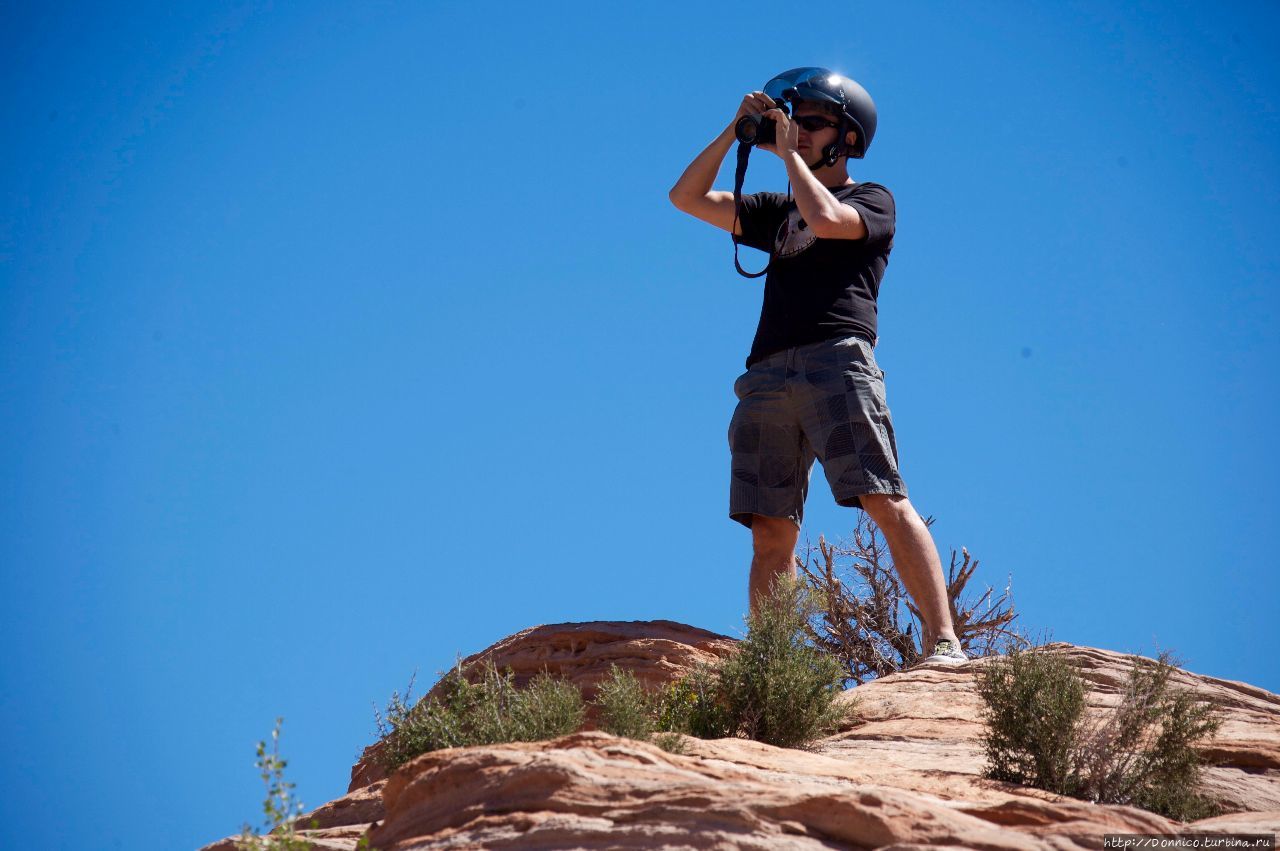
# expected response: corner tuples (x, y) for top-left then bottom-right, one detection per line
(235, 718), (375, 851)
(370, 660), (586, 771)
(974, 644), (1224, 821)
(371, 573), (855, 768)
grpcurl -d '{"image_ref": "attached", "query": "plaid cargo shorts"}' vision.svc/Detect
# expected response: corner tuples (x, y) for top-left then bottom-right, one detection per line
(728, 334), (907, 529)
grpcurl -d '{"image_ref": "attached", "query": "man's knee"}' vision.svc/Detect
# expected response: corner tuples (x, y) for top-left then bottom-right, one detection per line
(858, 493), (915, 529)
(751, 514), (799, 555)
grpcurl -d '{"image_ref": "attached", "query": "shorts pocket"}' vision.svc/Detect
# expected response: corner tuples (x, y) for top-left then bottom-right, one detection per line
(733, 363), (785, 399)
(845, 351), (882, 380)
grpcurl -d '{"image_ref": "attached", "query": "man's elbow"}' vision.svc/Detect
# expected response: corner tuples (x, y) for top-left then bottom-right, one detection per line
(809, 217), (837, 239)
(668, 187), (692, 210)
(812, 209), (868, 240)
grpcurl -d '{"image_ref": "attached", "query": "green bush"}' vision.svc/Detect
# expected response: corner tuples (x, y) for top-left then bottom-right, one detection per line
(592, 664), (690, 754)
(974, 646), (1086, 795)
(372, 657), (585, 771)
(594, 663), (660, 740)
(975, 646), (1223, 821)
(715, 573), (856, 749)
(657, 661), (735, 741)
(582, 576), (856, 752)
(619, 574), (856, 751)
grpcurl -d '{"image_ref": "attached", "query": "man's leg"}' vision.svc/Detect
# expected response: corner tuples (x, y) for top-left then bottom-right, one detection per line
(748, 514), (801, 621)
(858, 493), (959, 654)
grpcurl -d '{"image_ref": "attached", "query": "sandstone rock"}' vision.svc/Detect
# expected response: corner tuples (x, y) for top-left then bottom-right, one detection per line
(197, 823), (369, 851)
(426, 619), (741, 698)
(201, 622), (1280, 851)
(366, 731), (1274, 850)
(303, 780), (387, 829)
(368, 731), (1072, 850)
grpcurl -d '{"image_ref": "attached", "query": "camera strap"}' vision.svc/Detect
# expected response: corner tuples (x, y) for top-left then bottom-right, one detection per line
(731, 142), (769, 279)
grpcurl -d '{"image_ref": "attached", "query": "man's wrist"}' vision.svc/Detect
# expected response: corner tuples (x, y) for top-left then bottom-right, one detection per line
(781, 148), (807, 171)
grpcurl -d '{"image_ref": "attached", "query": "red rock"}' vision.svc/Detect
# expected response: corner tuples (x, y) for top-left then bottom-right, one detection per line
(200, 624), (1280, 851)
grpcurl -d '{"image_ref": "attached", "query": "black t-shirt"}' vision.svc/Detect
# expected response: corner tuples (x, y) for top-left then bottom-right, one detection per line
(734, 182), (895, 368)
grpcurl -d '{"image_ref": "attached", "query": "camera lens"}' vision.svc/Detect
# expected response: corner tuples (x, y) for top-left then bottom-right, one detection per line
(735, 114), (775, 146)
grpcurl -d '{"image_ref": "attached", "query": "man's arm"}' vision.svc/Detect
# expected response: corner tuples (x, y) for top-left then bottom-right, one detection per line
(783, 153), (868, 240)
(669, 92), (779, 235)
(752, 106), (867, 240)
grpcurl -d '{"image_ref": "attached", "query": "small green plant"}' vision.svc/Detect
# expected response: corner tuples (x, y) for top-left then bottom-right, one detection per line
(975, 645), (1224, 821)
(372, 657), (586, 771)
(715, 573), (856, 749)
(657, 661), (735, 741)
(235, 718), (321, 851)
(974, 646), (1086, 795)
(592, 664), (690, 754)
(594, 663), (660, 740)
(237, 717), (378, 851)
(597, 574), (855, 751)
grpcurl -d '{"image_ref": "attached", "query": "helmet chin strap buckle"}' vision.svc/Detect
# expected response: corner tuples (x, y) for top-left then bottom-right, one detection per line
(817, 117), (851, 168)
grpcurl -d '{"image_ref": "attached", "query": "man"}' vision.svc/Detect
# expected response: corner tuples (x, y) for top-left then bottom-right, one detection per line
(668, 70), (966, 665)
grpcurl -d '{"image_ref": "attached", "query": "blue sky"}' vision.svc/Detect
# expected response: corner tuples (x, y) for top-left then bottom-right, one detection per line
(2, 2), (1277, 849)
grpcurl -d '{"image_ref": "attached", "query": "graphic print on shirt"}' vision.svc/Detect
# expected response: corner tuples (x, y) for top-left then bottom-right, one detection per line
(774, 206), (817, 259)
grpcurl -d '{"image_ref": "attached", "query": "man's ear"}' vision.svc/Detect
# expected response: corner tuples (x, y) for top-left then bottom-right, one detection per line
(845, 129), (859, 150)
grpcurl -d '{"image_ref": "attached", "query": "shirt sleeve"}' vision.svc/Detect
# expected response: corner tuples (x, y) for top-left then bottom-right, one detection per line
(734, 191), (789, 253)
(840, 183), (895, 246)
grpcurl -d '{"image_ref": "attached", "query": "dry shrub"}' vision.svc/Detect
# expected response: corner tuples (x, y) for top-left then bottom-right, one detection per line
(799, 513), (1028, 684)
(1071, 649), (1224, 821)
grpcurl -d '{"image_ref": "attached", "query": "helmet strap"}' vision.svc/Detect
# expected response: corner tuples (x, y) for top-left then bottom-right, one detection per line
(820, 116), (851, 167)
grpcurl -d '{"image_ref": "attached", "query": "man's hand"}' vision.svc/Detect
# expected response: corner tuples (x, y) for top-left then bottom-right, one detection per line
(730, 91), (779, 130)
(728, 93), (798, 160)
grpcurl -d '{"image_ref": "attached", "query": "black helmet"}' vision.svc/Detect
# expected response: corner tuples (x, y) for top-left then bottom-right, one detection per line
(763, 67), (878, 159)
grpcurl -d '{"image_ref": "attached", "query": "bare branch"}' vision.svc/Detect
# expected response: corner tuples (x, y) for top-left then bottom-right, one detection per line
(799, 515), (1026, 683)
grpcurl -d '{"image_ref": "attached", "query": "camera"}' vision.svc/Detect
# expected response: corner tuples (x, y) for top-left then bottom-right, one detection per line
(735, 113), (776, 146)
(735, 99), (788, 146)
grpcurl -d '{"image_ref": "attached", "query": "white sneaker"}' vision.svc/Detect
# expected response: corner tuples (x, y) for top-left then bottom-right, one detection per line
(922, 638), (968, 665)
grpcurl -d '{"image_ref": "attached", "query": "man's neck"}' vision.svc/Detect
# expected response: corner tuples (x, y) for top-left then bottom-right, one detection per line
(807, 157), (853, 188)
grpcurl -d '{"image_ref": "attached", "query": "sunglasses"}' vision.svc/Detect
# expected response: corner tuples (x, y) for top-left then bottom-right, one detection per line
(793, 115), (839, 132)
